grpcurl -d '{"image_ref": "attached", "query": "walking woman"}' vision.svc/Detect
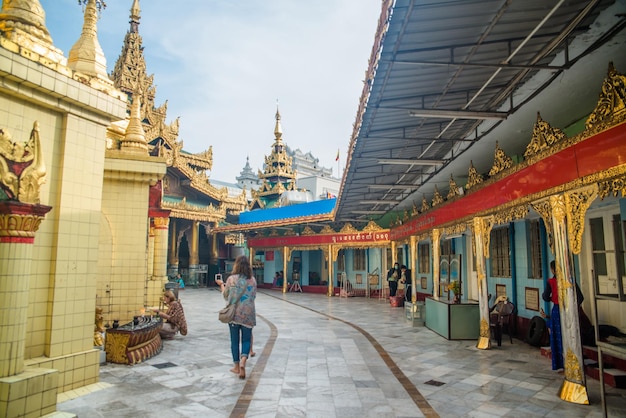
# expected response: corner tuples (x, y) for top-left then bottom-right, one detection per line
(216, 255), (257, 379)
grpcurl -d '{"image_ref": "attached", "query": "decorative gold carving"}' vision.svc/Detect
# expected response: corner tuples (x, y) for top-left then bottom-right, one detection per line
(105, 331), (130, 364)
(411, 202), (419, 216)
(268, 229), (279, 237)
(530, 198), (554, 253)
(493, 205), (528, 225)
(301, 226), (316, 235)
(283, 229), (296, 236)
(339, 223), (358, 234)
(489, 141), (513, 177)
(153, 216), (169, 229)
(431, 185), (444, 207)
(598, 175), (626, 199)
(320, 225), (335, 234)
(161, 199), (225, 222)
(0, 213), (45, 238)
(564, 185), (598, 255)
(585, 62), (626, 134)
(558, 379), (589, 405)
(443, 223), (467, 237)
(94, 307), (104, 347)
(466, 160), (483, 190)
(447, 175), (460, 200)
(421, 196), (430, 213)
(362, 220), (383, 232)
(481, 216), (494, 259)
(0, 122), (47, 204)
(524, 113), (567, 159)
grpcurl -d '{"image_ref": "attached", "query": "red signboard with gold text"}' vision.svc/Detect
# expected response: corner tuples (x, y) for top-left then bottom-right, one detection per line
(248, 230), (390, 248)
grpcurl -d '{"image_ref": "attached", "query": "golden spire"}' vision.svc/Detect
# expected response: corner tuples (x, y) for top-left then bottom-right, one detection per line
(0, 0), (66, 65)
(121, 92), (148, 154)
(68, 0), (108, 79)
(274, 105), (283, 142)
(130, 0), (141, 33)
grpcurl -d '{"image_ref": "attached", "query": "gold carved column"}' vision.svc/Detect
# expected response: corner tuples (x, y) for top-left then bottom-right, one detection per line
(151, 215), (169, 280)
(550, 191), (593, 404)
(473, 217), (493, 350)
(282, 246), (290, 294)
(410, 235), (417, 303)
(327, 244), (335, 297)
(432, 229), (441, 298)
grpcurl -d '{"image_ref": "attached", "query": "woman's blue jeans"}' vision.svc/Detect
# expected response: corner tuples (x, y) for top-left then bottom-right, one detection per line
(229, 323), (252, 363)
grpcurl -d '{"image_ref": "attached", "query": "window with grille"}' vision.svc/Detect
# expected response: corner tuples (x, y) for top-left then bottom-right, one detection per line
(337, 249), (345, 271)
(353, 249), (366, 270)
(418, 243), (430, 273)
(529, 219), (543, 279)
(490, 226), (511, 277)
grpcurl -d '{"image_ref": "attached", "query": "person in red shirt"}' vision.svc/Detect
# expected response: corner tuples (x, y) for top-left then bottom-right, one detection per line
(542, 260), (563, 371)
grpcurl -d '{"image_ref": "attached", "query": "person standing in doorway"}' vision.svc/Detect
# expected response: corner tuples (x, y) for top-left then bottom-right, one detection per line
(387, 262), (400, 297)
(542, 260), (564, 371)
(400, 265), (412, 302)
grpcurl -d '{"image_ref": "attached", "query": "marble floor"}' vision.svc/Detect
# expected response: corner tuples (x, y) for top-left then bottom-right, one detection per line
(56, 288), (626, 417)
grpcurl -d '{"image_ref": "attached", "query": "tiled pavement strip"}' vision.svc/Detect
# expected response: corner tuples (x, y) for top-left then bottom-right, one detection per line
(57, 288), (626, 417)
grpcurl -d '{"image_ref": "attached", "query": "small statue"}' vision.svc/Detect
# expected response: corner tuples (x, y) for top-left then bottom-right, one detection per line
(94, 307), (105, 347)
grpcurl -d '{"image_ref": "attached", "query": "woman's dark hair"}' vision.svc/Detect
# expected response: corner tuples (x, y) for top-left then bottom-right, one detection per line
(232, 255), (253, 279)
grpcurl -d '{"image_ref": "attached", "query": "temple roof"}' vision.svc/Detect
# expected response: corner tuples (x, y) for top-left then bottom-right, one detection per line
(334, 0), (624, 226)
(216, 198), (336, 232)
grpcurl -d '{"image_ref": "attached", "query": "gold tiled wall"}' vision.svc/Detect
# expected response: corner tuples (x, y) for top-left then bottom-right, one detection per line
(0, 243), (33, 376)
(100, 176), (150, 323)
(1, 46), (127, 398)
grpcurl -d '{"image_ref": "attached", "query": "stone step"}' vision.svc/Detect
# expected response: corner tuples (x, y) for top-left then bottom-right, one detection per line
(540, 345), (626, 388)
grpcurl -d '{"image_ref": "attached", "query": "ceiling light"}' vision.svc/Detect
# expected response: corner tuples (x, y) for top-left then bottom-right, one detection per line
(377, 158), (444, 165)
(408, 109), (507, 120)
(369, 184), (418, 190)
(359, 200), (398, 205)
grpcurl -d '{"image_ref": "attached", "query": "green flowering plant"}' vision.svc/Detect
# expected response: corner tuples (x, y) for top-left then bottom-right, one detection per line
(447, 280), (461, 295)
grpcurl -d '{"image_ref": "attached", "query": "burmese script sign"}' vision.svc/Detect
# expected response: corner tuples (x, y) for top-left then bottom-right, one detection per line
(248, 231), (390, 248)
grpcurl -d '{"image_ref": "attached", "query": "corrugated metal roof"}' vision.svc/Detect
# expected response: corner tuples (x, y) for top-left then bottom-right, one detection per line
(335, 0), (626, 225)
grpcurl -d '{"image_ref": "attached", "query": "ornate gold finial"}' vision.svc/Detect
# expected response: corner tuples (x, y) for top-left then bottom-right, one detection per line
(585, 62), (626, 133)
(274, 104), (283, 141)
(447, 174), (460, 199)
(0, 122), (47, 204)
(488, 141), (513, 176)
(524, 113), (566, 159)
(431, 185), (444, 207)
(121, 92), (148, 154)
(421, 196), (430, 213)
(411, 202), (419, 216)
(68, 0), (109, 79)
(466, 160), (483, 190)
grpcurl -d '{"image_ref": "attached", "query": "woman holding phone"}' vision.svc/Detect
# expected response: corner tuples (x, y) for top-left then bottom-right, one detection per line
(216, 255), (257, 379)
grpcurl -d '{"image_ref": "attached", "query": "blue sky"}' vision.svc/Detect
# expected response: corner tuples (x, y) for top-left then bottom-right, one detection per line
(39, 0), (381, 183)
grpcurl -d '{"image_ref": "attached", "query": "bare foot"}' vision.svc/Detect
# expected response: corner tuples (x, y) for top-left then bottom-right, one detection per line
(239, 358), (247, 379)
(230, 366), (240, 374)
(250, 351), (256, 357)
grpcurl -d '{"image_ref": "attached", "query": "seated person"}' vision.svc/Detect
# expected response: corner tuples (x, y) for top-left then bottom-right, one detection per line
(154, 290), (188, 339)
(176, 273), (185, 289)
